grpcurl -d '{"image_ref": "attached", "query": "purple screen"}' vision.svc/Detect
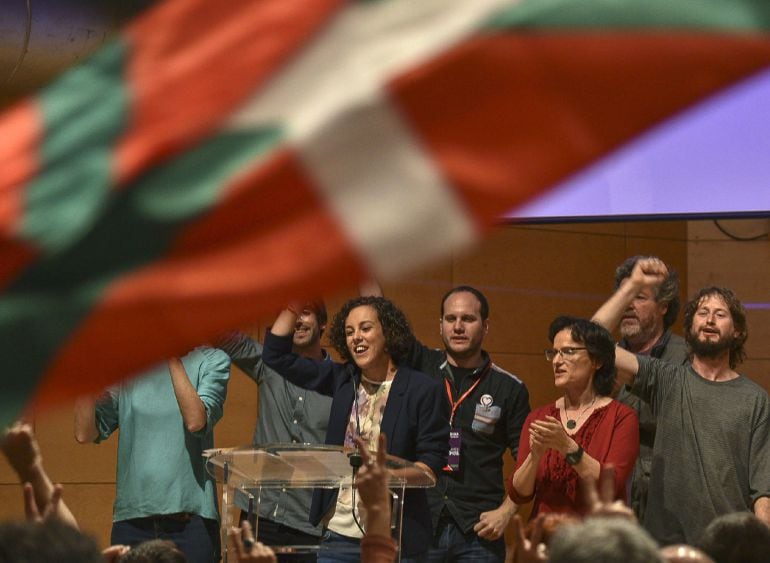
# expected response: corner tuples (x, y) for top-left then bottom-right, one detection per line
(505, 67), (770, 223)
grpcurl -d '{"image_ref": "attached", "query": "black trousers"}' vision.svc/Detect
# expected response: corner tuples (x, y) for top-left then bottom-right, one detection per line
(239, 512), (320, 563)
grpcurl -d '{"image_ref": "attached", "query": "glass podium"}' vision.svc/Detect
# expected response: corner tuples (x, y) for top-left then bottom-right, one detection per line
(205, 444), (436, 561)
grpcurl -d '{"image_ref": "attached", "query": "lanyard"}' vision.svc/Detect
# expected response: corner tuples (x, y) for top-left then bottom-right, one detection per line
(445, 362), (491, 426)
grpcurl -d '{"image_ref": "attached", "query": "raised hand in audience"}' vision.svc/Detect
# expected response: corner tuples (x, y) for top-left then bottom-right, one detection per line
(512, 514), (547, 563)
(1, 422), (79, 528)
(354, 433), (391, 535)
(354, 433), (398, 563)
(228, 520), (277, 563)
(583, 465), (636, 522)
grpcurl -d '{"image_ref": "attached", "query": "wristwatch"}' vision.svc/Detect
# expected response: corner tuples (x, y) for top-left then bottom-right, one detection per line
(565, 444), (584, 465)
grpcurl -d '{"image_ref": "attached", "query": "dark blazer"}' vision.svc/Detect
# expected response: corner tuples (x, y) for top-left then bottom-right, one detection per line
(263, 331), (449, 557)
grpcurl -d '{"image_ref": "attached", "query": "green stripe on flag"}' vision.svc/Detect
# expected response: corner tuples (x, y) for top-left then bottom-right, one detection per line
(486, 0), (770, 31)
(0, 126), (282, 426)
(23, 40), (128, 254)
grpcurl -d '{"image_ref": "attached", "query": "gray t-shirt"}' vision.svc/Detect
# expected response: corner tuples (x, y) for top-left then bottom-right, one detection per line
(633, 355), (770, 545)
(219, 332), (332, 537)
(617, 330), (688, 521)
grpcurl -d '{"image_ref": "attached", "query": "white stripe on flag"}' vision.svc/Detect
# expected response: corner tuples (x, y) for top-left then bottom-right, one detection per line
(228, 0), (514, 135)
(299, 92), (476, 279)
(226, 0), (517, 278)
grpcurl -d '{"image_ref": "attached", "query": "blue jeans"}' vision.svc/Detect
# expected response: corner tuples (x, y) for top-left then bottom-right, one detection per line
(318, 529), (428, 563)
(111, 514), (220, 563)
(427, 518), (505, 563)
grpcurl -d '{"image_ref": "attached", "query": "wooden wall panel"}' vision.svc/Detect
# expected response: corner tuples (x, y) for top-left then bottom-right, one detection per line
(0, 466), (116, 548)
(1, 218), (703, 556)
(687, 219), (770, 392)
(53, 484), (117, 544)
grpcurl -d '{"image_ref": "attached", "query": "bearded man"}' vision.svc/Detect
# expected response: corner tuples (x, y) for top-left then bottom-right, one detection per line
(612, 256), (688, 521)
(593, 258), (770, 545)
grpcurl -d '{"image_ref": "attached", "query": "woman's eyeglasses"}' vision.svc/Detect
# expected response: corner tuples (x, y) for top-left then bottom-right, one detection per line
(544, 347), (587, 362)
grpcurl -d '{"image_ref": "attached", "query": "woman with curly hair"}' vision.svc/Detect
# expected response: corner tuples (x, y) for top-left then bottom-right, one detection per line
(508, 316), (639, 518)
(263, 296), (449, 563)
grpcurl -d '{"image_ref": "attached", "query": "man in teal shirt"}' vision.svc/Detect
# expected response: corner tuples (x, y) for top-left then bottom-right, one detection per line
(75, 347), (230, 563)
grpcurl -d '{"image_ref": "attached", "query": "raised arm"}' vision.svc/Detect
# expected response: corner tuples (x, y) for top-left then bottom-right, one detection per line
(359, 279), (383, 298)
(263, 310), (339, 395)
(2, 422), (79, 528)
(592, 257), (668, 386)
(168, 357), (208, 433)
(271, 306), (300, 337)
(592, 257), (669, 331)
(73, 396), (99, 444)
(217, 330), (264, 382)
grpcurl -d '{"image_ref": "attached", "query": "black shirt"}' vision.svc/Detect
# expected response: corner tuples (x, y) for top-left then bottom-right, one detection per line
(404, 340), (531, 532)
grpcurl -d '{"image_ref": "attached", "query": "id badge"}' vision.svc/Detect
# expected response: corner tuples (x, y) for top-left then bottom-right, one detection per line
(446, 429), (461, 471)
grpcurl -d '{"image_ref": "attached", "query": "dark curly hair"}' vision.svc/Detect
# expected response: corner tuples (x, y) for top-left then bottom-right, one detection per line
(305, 299), (328, 327)
(683, 286), (747, 368)
(548, 316), (616, 396)
(119, 539), (186, 563)
(614, 255), (680, 330)
(329, 296), (413, 364)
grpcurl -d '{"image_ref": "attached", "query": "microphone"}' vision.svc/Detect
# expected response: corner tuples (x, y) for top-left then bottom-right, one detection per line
(348, 450), (363, 469)
(347, 363), (363, 469)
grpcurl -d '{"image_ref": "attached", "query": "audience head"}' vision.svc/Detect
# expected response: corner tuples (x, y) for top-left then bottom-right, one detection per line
(660, 544), (715, 563)
(614, 256), (680, 341)
(330, 296), (413, 366)
(548, 517), (664, 563)
(698, 511), (770, 563)
(683, 287), (748, 369)
(117, 539), (186, 562)
(548, 316), (616, 396)
(527, 512), (580, 546)
(0, 519), (103, 563)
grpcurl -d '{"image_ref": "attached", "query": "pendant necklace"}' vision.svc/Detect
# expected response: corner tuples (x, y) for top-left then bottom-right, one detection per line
(564, 395), (596, 430)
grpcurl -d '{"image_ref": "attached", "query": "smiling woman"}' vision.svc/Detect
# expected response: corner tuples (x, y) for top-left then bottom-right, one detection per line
(507, 316), (639, 519)
(262, 297), (450, 562)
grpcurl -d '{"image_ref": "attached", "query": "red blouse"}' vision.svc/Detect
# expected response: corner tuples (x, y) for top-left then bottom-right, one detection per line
(508, 400), (639, 518)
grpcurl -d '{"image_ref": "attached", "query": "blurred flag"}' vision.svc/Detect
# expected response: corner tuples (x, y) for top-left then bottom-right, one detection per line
(1, 0), (769, 425)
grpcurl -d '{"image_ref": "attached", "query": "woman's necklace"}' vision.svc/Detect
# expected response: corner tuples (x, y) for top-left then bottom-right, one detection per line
(361, 373), (385, 386)
(564, 395), (596, 430)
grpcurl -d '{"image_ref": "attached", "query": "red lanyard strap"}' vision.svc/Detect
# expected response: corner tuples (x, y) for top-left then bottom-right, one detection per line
(445, 362), (491, 426)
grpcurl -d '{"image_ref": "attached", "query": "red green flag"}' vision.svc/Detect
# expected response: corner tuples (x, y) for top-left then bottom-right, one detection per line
(2, 0), (770, 425)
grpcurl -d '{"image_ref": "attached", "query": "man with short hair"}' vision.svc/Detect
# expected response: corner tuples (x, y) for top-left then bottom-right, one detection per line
(611, 256), (688, 521)
(219, 301), (332, 562)
(593, 258), (770, 545)
(401, 285), (531, 562)
(698, 512), (770, 563)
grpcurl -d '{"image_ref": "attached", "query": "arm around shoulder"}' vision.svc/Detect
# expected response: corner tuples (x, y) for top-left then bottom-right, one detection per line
(217, 330), (263, 381)
(413, 372), (450, 476)
(193, 347), (231, 433)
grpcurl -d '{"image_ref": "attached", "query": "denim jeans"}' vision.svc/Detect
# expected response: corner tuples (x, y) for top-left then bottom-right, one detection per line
(427, 518), (505, 563)
(318, 529), (428, 563)
(111, 514), (220, 563)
